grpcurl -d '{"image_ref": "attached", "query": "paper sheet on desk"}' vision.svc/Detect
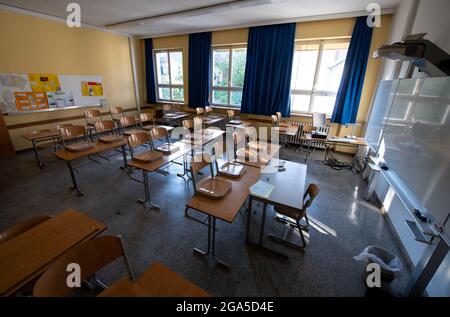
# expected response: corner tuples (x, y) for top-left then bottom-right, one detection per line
(329, 137), (357, 144)
(250, 181), (274, 199)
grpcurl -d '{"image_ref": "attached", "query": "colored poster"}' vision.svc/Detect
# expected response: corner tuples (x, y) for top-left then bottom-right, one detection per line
(81, 81), (103, 97)
(14, 91), (49, 111)
(28, 73), (60, 93)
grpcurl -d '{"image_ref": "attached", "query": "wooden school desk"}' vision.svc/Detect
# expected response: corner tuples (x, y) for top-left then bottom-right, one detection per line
(23, 129), (61, 168)
(54, 138), (128, 196)
(98, 261), (210, 297)
(127, 141), (194, 210)
(235, 143), (281, 168)
(176, 128), (226, 180)
(0, 209), (106, 297)
(246, 159), (307, 258)
(185, 165), (261, 269)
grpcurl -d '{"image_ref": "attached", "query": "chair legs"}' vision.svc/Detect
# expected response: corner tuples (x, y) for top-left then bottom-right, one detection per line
(269, 217), (308, 250)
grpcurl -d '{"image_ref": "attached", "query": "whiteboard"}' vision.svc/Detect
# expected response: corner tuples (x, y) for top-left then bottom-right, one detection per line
(365, 80), (399, 152)
(370, 77), (450, 232)
(59, 75), (103, 107)
(0, 73), (104, 114)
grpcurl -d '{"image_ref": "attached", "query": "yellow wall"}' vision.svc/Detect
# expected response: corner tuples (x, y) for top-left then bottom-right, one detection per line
(141, 16), (393, 140)
(0, 9), (137, 150)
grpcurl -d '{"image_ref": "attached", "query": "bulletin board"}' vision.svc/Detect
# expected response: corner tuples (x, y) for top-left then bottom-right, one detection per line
(0, 73), (104, 114)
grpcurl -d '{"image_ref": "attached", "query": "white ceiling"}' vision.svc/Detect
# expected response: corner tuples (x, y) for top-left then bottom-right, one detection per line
(1, 0), (403, 37)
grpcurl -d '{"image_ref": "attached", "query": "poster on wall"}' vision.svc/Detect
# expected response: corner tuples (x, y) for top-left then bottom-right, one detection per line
(81, 81), (103, 97)
(0, 73), (104, 114)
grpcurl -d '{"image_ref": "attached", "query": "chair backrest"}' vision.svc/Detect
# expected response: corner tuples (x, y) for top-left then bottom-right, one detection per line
(193, 117), (203, 129)
(196, 107), (205, 115)
(110, 106), (123, 115)
(32, 236), (134, 297)
(173, 104), (183, 113)
(205, 106), (213, 114)
(302, 184), (319, 212)
(182, 119), (194, 130)
(150, 127), (169, 143)
(312, 112), (326, 129)
(163, 104), (173, 113)
(110, 106), (124, 120)
(94, 120), (115, 133)
(128, 131), (151, 149)
(59, 125), (87, 140)
(302, 125), (315, 134)
(190, 153), (210, 177)
(0, 215), (52, 245)
(140, 113), (154, 124)
(84, 109), (102, 123)
(271, 115), (278, 125)
(276, 112), (282, 122)
(227, 110), (235, 122)
(54, 124), (73, 130)
(120, 116), (136, 129)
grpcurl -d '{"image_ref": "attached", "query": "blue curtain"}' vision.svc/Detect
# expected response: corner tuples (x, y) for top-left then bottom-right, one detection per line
(188, 32), (211, 109)
(144, 38), (157, 104)
(331, 17), (373, 124)
(241, 23), (296, 117)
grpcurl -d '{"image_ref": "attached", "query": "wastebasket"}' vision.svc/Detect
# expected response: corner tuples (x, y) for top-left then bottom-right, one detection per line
(354, 246), (403, 283)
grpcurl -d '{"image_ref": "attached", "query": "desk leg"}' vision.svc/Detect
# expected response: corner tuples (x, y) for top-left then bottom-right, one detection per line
(67, 161), (83, 196)
(259, 203), (268, 245)
(246, 196), (253, 242)
(177, 151), (193, 181)
(32, 140), (46, 168)
(137, 170), (160, 210)
(194, 215), (230, 270)
(119, 145), (128, 170)
(246, 198), (288, 259)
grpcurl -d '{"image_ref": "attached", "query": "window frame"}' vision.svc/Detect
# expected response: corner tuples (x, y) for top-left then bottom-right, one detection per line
(210, 45), (247, 108)
(153, 48), (184, 103)
(290, 38), (350, 116)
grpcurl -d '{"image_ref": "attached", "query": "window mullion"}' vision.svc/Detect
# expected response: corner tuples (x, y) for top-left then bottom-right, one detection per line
(309, 41), (325, 113)
(228, 48), (232, 106)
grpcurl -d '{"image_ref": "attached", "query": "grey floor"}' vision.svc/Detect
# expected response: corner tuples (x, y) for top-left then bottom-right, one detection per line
(0, 144), (411, 297)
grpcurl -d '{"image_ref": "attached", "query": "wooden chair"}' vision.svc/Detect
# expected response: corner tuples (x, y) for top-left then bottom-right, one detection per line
(226, 110), (235, 123)
(182, 119), (194, 131)
(119, 116), (141, 137)
(110, 106), (124, 122)
(212, 142), (246, 178)
(59, 125), (95, 152)
(32, 236), (135, 297)
(196, 107), (205, 116)
(162, 104), (173, 115)
(269, 184), (319, 250)
(0, 215), (52, 245)
(205, 106), (213, 116)
(173, 104), (183, 113)
(127, 132), (162, 163)
(150, 127), (177, 154)
(84, 109), (102, 127)
(271, 115), (278, 126)
(276, 112), (282, 123)
(139, 113), (156, 131)
(190, 153), (232, 200)
(94, 120), (122, 143)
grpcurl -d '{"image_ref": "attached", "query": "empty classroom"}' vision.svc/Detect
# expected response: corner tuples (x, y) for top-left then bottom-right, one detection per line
(0, 0), (449, 302)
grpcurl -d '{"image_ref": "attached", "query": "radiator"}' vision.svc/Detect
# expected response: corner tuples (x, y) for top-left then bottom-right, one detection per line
(283, 121), (331, 149)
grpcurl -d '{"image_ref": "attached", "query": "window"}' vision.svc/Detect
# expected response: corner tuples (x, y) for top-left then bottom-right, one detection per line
(211, 46), (247, 107)
(290, 40), (349, 116)
(154, 49), (184, 102)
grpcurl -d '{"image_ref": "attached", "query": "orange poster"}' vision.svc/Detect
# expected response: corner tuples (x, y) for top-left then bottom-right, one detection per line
(14, 92), (49, 111)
